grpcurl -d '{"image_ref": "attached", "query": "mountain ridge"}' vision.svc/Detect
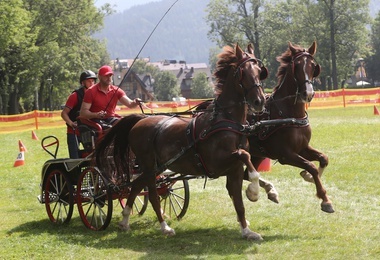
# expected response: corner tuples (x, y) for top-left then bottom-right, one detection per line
(94, 0), (213, 63)
(95, 0), (380, 64)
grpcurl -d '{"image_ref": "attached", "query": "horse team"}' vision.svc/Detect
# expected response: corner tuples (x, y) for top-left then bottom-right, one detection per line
(93, 41), (333, 240)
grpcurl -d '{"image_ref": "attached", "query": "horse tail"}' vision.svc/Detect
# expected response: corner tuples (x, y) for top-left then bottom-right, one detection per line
(93, 114), (146, 182)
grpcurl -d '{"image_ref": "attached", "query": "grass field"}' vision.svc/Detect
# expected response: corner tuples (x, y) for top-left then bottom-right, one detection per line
(0, 106), (379, 259)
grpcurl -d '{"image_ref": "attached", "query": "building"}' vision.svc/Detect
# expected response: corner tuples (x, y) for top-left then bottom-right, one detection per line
(111, 58), (212, 99)
(150, 59), (212, 98)
(112, 59), (154, 101)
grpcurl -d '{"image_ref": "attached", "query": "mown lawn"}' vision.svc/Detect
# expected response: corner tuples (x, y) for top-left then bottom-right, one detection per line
(0, 106), (379, 259)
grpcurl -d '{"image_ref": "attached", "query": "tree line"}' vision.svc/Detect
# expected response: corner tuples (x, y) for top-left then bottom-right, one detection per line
(0, 0), (112, 115)
(206, 0), (378, 90)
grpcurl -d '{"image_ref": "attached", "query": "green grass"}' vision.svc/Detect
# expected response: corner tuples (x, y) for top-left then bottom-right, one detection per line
(1, 106), (379, 259)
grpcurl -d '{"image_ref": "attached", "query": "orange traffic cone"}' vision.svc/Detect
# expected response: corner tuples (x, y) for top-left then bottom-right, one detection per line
(374, 105), (379, 116)
(32, 130), (39, 140)
(13, 146), (25, 167)
(18, 139), (27, 152)
(257, 158), (271, 172)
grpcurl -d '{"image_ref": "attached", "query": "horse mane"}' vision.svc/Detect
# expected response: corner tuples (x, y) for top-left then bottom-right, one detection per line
(274, 43), (305, 91)
(213, 45), (240, 95)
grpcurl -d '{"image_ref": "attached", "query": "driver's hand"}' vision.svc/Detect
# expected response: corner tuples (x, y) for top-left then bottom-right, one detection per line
(98, 111), (106, 119)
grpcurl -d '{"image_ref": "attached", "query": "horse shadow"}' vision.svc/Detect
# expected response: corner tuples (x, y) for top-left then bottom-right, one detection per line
(7, 217), (298, 257)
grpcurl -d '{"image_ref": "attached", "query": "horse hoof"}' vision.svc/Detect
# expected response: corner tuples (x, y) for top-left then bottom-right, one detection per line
(267, 193), (279, 204)
(244, 232), (263, 241)
(300, 170), (314, 183)
(118, 222), (131, 231)
(321, 202), (335, 213)
(162, 228), (176, 237)
(246, 189), (259, 202)
(246, 183), (259, 202)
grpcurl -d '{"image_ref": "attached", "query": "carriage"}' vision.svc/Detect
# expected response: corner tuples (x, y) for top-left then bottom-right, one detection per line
(36, 117), (193, 231)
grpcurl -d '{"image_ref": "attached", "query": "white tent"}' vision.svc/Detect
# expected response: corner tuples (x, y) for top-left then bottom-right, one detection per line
(356, 80), (370, 86)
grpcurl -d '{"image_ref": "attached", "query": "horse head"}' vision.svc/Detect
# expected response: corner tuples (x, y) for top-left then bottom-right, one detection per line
(214, 43), (266, 116)
(234, 43), (267, 112)
(287, 41), (321, 103)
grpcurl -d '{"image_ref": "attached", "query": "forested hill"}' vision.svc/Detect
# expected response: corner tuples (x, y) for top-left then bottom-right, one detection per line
(95, 0), (380, 64)
(94, 0), (213, 63)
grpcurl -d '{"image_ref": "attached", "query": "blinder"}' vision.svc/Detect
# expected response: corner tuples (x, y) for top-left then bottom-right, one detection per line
(313, 64), (321, 78)
(234, 56), (268, 81)
(260, 66), (268, 80)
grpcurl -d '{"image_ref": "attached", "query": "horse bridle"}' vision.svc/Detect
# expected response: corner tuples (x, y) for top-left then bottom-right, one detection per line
(272, 51), (319, 104)
(233, 55), (266, 108)
(292, 51), (318, 84)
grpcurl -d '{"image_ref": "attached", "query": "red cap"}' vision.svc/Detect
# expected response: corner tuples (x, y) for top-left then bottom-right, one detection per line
(98, 65), (113, 76)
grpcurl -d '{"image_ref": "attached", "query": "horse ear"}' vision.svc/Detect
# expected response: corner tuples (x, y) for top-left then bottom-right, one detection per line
(313, 64), (321, 78)
(308, 41), (317, 56)
(235, 43), (244, 60)
(247, 43), (254, 54)
(260, 66), (268, 80)
(288, 42), (297, 55)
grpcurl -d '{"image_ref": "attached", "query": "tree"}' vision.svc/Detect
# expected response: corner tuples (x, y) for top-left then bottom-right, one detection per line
(206, 0), (372, 90)
(208, 46), (221, 75)
(0, 0), (112, 114)
(206, 0), (264, 57)
(154, 71), (179, 101)
(130, 59), (160, 79)
(311, 0), (371, 89)
(0, 0), (33, 114)
(191, 73), (214, 99)
(366, 11), (380, 83)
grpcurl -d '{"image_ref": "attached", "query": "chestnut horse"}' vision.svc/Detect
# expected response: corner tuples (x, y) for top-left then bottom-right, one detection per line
(93, 43), (269, 240)
(247, 41), (334, 213)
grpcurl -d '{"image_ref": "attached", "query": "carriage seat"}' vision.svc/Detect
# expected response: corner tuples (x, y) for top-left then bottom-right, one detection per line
(76, 116), (104, 155)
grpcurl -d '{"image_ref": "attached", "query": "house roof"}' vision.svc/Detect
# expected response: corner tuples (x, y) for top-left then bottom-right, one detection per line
(150, 60), (208, 71)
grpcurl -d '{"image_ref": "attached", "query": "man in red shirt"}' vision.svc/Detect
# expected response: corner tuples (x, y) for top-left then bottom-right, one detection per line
(80, 65), (140, 128)
(61, 70), (97, 158)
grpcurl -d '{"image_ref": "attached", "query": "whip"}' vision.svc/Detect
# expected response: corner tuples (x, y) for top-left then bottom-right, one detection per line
(104, 0), (180, 112)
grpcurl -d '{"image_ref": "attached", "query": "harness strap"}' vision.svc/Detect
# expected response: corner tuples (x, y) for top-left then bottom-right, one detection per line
(158, 115), (248, 178)
(190, 116), (248, 177)
(255, 115), (309, 140)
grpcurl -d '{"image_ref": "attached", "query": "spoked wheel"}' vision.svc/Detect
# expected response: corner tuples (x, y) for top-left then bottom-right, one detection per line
(158, 174), (190, 220)
(119, 187), (149, 215)
(77, 167), (113, 231)
(44, 169), (74, 224)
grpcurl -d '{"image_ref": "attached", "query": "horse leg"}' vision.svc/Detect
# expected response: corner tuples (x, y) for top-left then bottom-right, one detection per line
(245, 171), (279, 203)
(226, 172), (263, 241)
(145, 174), (175, 236)
(299, 145), (329, 183)
(246, 157), (279, 203)
(259, 178), (279, 203)
(279, 153), (334, 213)
(119, 172), (175, 236)
(235, 149), (260, 202)
(119, 178), (147, 231)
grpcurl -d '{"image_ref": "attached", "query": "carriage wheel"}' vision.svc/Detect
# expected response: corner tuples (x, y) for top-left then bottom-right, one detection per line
(159, 176), (190, 220)
(77, 167), (113, 231)
(44, 169), (74, 224)
(119, 186), (149, 215)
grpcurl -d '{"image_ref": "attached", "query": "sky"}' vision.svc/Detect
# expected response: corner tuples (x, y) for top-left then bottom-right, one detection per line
(94, 0), (160, 12)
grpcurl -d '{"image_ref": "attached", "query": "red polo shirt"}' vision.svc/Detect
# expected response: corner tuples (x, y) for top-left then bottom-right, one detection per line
(83, 83), (126, 117)
(64, 91), (80, 135)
